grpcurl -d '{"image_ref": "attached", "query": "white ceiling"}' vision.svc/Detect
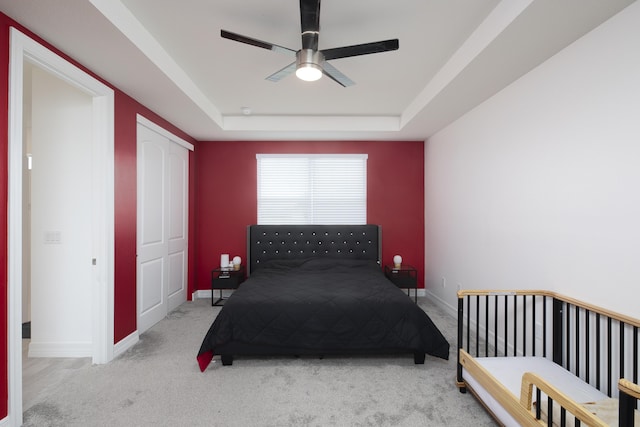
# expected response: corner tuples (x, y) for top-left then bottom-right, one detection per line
(0, 0), (635, 141)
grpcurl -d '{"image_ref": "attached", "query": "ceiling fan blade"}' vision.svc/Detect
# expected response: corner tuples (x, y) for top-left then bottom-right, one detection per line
(266, 61), (297, 82)
(221, 30), (296, 55)
(321, 61), (355, 87)
(322, 39), (399, 61)
(300, 0), (320, 50)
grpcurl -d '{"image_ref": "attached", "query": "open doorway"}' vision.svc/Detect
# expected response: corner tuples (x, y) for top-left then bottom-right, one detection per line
(24, 61), (95, 357)
(20, 60), (95, 410)
(8, 28), (115, 425)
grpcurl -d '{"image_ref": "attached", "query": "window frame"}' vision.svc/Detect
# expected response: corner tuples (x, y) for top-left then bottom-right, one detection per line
(256, 153), (368, 225)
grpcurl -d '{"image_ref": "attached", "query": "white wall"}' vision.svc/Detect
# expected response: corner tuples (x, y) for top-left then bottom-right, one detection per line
(424, 2), (640, 319)
(29, 65), (94, 356)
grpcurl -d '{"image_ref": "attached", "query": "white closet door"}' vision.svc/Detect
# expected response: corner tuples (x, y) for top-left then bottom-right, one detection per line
(166, 142), (189, 312)
(137, 123), (188, 334)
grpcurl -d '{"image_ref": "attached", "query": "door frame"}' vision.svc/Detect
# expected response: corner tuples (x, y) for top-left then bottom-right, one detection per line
(7, 28), (115, 425)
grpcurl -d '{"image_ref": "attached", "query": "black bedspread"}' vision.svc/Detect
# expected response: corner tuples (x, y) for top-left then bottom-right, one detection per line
(197, 258), (449, 370)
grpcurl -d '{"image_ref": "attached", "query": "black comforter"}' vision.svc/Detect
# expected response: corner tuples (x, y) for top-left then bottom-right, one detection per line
(197, 258), (449, 370)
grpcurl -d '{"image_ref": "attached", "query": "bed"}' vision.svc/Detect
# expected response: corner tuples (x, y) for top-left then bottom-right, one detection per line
(456, 290), (640, 426)
(197, 224), (450, 370)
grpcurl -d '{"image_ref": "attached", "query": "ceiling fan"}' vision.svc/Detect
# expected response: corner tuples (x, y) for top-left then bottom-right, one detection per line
(221, 0), (399, 87)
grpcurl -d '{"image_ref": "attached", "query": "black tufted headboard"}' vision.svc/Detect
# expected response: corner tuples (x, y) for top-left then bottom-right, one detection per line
(247, 224), (381, 275)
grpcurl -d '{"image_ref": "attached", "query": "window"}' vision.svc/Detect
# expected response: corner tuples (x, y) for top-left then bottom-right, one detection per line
(257, 154), (367, 224)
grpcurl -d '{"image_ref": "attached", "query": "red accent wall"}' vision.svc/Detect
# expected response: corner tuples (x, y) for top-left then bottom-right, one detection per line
(0, 12), (198, 419)
(195, 140), (424, 291)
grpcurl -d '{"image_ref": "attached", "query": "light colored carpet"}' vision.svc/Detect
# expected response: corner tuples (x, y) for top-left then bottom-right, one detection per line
(23, 297), (496, 426)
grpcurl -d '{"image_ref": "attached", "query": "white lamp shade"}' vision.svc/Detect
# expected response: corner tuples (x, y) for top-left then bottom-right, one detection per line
(220, 254), (230, 268)
(232, 256), (242, 265)
(393, 255), (402, 266)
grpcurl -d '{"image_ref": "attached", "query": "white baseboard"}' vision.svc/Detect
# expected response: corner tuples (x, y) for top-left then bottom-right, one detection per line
(395, 288), (426, 299)
(192, 289), (235, 300)
(28, 341), (92, 358)
(113, 330), (139, 358)
(425, 290), (457, 319)
(192, 289), (211, 300)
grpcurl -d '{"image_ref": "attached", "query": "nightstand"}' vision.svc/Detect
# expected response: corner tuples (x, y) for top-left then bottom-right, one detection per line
(211, 266), (245, 306)
(384, 265), (418, 303)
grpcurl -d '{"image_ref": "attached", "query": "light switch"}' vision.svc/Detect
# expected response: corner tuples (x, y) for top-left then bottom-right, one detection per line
(44, 231), (61, 244)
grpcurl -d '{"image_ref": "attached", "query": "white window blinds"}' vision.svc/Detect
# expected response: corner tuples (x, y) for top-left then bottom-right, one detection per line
(257, 154), (367, 225)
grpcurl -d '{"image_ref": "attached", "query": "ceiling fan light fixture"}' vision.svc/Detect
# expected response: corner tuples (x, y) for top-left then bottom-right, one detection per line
(296, 49), (324, 82)
(296, 63), (322, 81)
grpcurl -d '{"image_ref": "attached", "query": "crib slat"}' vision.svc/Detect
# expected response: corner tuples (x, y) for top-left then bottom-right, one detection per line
(608, 317), (612, 396)
(513, 295), (518, 357)
(634, 326), (638, 384)
(523, 295), (527, 356)
(543, 295), (547, 358)
(585, 309), (590, 384)
(484, 295), (489, 357)
(553, 298), (563, 365)
(620, 321), (625, 390)
(575, 305), (580, 378)
(504, 295), (508, 357)
(475, 295), (480, 357)
(566, 302), (571, 371)
(596, 313), (601, 390)
(532, 295), (537, 357)
(494, 295), (499, 357)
